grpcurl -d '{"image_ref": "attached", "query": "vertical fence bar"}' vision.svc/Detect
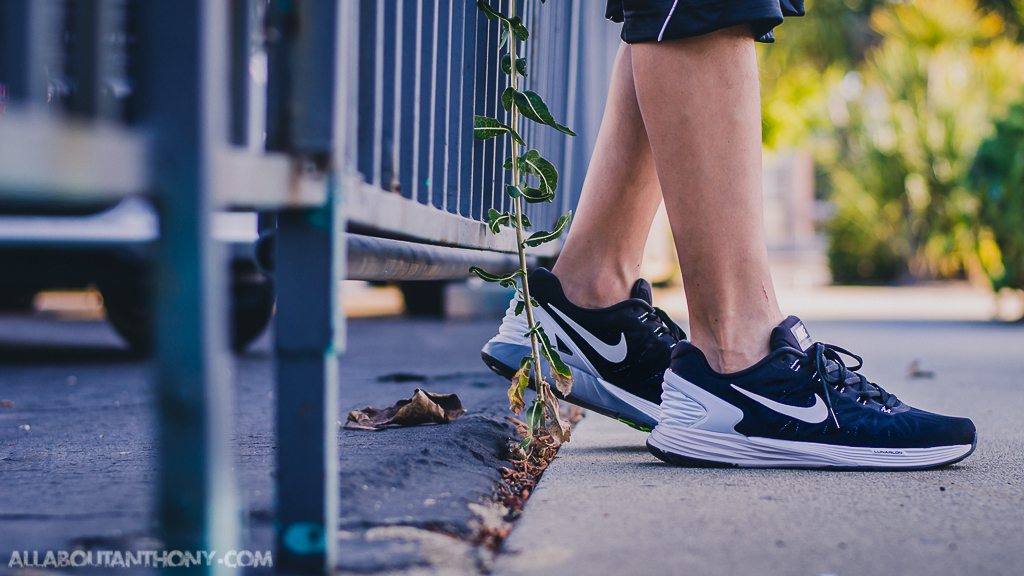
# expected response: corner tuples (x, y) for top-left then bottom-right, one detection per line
(229, 0), (249, 145)
(291, 1), (335, 154)
(274, 209), (335, 574)
(371, 0), (385, 189)
(134, 0), (239, 572)
(398, 0), (417, 199)
(0, 0), (31, 102)
(357, 0), (377, 184)
(431, 0), (451, 210)
(268, 0), (340, 573)
(458, 1), (476, 217)
(490, 0), (504, 218)
(445, 0), (464, 214)
(380, 0), (398, 192)
(470, 6), (488, 220)
(0, 0), (60, 106)
(561, 0), (582, 218)
(479, 3), (497, 220)
(264, 0), (290, 152)
(416, 0), (436, 205)
(65, 0), (100, 118)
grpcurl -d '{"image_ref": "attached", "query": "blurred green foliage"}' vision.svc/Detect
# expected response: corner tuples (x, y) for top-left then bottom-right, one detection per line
(760, 0), (1024, 286)
(971, 102), (1024, 290)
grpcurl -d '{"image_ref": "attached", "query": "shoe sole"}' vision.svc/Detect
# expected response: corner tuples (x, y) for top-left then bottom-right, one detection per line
(648, 370), (977, 470)
(482, 341), (661, 432)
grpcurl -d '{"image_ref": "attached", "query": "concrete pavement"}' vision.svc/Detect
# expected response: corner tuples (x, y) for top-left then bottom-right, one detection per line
(496, 320), (1024, 576)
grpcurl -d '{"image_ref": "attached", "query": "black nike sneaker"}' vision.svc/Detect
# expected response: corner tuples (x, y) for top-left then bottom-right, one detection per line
(647, 316), (977, 469)
(481, 268), (686, 431)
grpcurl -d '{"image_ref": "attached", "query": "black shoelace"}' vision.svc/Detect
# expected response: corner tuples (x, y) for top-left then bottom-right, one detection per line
(805, 342), (899, 428)
(639, 307), (686, 343)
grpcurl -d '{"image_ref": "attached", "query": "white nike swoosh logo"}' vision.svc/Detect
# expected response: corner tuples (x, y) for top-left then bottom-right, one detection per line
(548, 304), (628, 364)
(730, 384), (829, 424)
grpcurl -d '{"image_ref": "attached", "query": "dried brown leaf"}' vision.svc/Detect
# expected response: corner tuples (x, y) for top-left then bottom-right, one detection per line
(345, 389), (465, 430)
(508, 361), (531, 414)
(541, 392), (571, 444)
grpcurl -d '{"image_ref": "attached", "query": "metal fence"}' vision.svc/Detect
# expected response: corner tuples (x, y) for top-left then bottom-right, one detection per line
(350, 0), (580, 253)
(0, 0), (619, 573)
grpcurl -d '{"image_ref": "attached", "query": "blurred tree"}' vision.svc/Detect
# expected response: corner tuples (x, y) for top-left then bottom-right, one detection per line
(821, 0), (1024, 283)
(759, 0), (877, 149)
(971, 101), (1024, 290)
(977, 0), (1024, 40)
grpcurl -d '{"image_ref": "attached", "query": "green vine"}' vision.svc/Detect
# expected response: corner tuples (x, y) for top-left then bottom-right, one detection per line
(471, 0), (576, 450)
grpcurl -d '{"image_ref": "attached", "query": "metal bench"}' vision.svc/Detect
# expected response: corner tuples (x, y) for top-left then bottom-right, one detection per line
(0, 0), (618, 572)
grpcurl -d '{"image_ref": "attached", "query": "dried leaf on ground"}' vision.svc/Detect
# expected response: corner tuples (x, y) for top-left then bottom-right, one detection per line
(345, 388), (466, 431)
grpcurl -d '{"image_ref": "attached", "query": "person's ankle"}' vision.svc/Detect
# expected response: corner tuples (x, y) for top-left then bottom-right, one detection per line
(698, 343), (771, 374)
(689, 316), (780, 373)
(549, 265), (634, 309)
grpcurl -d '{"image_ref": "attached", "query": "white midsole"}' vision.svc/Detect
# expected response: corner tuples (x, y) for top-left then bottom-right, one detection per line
(653, 370), (973, 468)
(649, 425), (973, 468)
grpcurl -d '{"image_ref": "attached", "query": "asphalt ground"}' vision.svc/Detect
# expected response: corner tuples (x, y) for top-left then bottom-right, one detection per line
(0, 314), (519, 574)
(496, 320), (1024, 576)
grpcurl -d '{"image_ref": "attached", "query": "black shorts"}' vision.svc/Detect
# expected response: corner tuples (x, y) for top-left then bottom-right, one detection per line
(606, 0), (805, 44)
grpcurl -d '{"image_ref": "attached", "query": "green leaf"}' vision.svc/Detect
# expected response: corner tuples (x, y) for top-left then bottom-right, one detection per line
(520, 213), (533, 228)
(502, 55), (528, 77)
(503, 157), (514, 170)
(487, 208), (511, 234)
(537, 326), (573, 396)
(476, 0), (506, 21)
(520, 149), (559, 196)
(514, 300), (525, 316)
(525, 398), (544, 432)
(499, 22), (509, 50)
(509, 16), (529, 41)
(521, 187), (555, 203)
(553, 123), (577, 137)
(469, 266), (516, 284)
(510, 90), (577, 136)
(524, 211), (572, 247)
(505, 184), (522, 199)
(473, 116), (524, 145)
(501, 87), (515, 112)
(511, 90), (551, 126)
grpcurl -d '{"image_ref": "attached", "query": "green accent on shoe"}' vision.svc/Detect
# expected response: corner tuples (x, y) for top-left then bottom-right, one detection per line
(619, 418), (652, 432)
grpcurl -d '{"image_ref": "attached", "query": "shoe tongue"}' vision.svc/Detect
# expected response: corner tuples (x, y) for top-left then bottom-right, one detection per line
(630, 278), (653, 305)
(770, 316), (814, 352)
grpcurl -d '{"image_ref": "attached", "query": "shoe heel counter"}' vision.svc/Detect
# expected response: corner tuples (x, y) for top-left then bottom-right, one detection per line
(659, 368), (709, 428)
(490, 296), (530, 345)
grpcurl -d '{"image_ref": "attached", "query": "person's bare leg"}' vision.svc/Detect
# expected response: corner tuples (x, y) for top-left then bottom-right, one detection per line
(632, 26), (783, 373)
(551, 42), (662, 309)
